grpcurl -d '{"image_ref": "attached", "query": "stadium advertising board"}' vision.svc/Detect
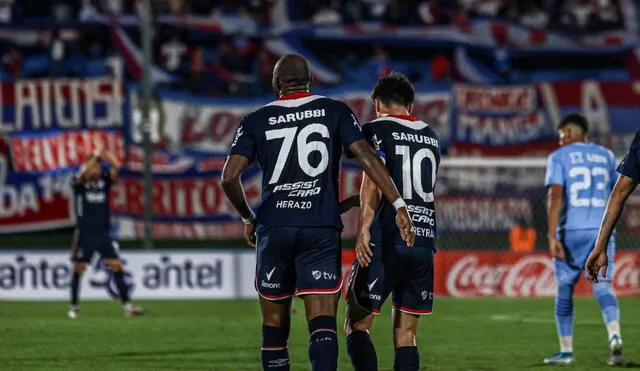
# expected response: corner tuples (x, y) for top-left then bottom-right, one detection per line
(434, 251), (639, 297)
(0, 251), (236, 300)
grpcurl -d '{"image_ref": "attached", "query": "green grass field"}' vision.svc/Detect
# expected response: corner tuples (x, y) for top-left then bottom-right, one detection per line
(0, 298), (637, 370)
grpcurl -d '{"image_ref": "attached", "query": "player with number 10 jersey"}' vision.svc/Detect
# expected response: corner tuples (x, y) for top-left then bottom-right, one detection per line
(222, 54), (413, 371)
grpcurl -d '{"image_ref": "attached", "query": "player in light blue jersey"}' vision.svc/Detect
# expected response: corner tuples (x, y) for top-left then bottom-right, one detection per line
(544, 114), (622, 366)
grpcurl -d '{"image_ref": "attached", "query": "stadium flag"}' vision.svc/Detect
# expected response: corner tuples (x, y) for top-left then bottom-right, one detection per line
(0, 147), (76, 233)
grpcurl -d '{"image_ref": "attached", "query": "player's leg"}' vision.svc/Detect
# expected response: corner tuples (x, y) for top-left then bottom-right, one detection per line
(587, 236), (622, 365)
(545, 233), (580, 365)
(390, 248), (434, 371)
(100, 237), (145, 316)
(69, 231), (92, 318)
(392, 309), (420, 371)
(343, 260), (385, 371)
(255, 227), (297, 370)
(260, 296), (293, 370)
(296, 228), (343, 371)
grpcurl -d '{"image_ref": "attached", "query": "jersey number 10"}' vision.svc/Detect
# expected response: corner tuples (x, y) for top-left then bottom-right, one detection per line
(266, 124), (330, 184)
(395, 145), (437, 203)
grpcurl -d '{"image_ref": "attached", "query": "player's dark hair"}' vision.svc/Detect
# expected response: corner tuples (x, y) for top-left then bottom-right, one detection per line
(558, 113), (589, 133)
(371, 72), (415, 109)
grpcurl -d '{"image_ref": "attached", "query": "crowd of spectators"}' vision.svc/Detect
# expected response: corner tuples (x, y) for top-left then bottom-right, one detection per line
(302, 0), (625, 31)
(0, 0), (632, 98)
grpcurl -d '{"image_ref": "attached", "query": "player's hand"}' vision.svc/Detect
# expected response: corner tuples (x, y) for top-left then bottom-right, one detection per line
(585, 248), (608, 284)
(245, 222), (256, 248)
(93, 137), (104, 156)
(355, 229), (373, 266)
(548, 236), (566, 260)
(395, 207), (415, 247)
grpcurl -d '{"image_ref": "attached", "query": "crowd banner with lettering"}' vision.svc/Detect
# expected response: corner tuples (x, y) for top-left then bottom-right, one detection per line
(111, 166), (263, 240)
(0, 79), (125, 134)
(451, 81), (640, 155)
(0, 150), (76, 233)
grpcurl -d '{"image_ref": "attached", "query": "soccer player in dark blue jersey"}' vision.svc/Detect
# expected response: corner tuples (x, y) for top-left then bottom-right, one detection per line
(588, 130), (640, 276)
(221, 55), (414, 371)
(587, 131), (640, 304)
(68, 142), (145, 319)
(544, 114), (622, 366)
(344, 73), (440, 371)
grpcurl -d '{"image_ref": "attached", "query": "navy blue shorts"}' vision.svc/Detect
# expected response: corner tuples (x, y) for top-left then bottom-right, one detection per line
(255, 227), (342, 301)
(347, 246), (434, 316)
(72, 231), (121, 263)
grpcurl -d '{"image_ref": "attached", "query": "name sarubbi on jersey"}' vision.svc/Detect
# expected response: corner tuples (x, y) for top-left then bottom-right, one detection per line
(268, 109), (326, 125)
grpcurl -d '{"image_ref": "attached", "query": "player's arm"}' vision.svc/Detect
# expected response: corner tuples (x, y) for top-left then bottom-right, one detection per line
(102, 151), (122, 181)
(354, 172), (382, 265)
(221, 155), (255, 222)
(594, 174), (637, 254)
(75, 154), (100, 184)
(587, 174), (637, 282)
(222, 119), (257, 247)
(544, 153), (566, 260)
(349, 139), (414, 247)
(339, 195), (359, 214)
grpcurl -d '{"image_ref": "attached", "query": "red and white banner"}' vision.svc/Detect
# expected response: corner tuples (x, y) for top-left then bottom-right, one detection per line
(434, 251), (639, 297)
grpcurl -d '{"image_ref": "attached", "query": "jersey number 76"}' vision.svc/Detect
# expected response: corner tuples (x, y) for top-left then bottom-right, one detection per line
(266, 124), (330, 184)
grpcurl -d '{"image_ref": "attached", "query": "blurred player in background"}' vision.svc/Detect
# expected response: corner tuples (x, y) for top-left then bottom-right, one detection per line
(344, 73), (440, 371)
(221, 54), (414, 371)
(587, 130), (640, 295)
(69, 141), (146, 319)
(544, 114), (622, 366)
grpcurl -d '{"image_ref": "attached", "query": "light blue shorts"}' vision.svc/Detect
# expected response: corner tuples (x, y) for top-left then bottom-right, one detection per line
(555, 229), (615, 285)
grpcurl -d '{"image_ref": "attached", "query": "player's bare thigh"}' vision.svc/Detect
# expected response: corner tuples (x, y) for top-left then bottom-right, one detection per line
(103, 258), (123, 272)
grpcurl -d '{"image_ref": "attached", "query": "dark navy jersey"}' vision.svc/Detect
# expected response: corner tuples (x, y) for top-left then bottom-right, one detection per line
(618, 131), (640, 182)
(364, 115), (441, 250)
(73, 168), (113, 236)
(228, 92), (364, 230)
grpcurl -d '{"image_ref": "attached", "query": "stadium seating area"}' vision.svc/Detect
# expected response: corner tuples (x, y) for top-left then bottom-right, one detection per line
(0, 0), (635, 97)
(297, 0), (625, 31)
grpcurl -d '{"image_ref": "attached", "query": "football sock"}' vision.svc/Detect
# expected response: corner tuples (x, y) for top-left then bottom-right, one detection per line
(346, 330), (378, 371)
(261, 325), (290, 370)
(555, 283), (574, 353)
(112, 270), (130, 304)
(592, 282), (621, 339)
(308, 316), (338, 371)
(70, 272), (81, 307)
(394, 346), (419, 371)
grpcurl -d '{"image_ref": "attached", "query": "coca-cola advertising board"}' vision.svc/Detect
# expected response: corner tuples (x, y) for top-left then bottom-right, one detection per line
(435, 251), (639, 297)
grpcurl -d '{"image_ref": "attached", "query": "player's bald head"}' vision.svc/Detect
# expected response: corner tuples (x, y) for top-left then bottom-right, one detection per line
(272, 54), (311, 96)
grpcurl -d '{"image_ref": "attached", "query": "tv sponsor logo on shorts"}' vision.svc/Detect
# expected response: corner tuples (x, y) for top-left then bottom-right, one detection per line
(312, 270), (337, 281)
(261, 267), (281, 289)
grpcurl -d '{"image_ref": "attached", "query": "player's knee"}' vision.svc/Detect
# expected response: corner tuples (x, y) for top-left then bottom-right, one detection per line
(73, 263), (86, 274)
(303, 294), (338, 320)
(394, 328), (416, 348)
(262, 308), (289, 328)
(107, 260), (123, 272)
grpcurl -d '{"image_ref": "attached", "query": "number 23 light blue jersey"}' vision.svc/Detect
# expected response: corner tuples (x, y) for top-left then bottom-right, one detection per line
(545, 142), (618, 232)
